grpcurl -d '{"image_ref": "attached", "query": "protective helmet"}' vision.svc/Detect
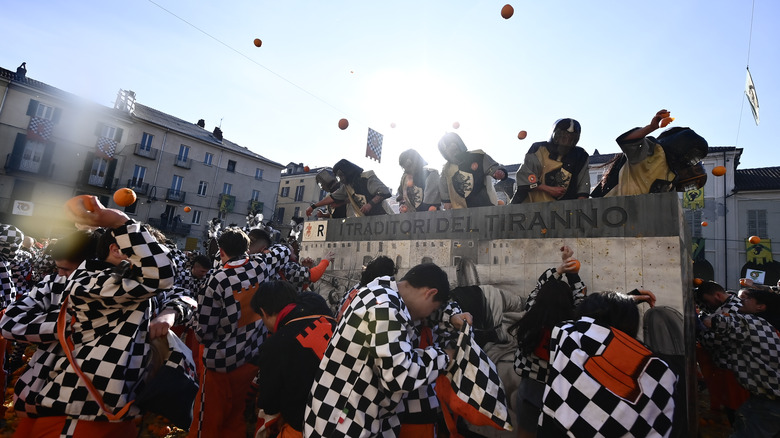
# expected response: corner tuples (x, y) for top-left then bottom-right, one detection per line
(437, 132), (467, 163)
(549, 118), (581, 154)
(399, 149), (427, 172)
(332, 159), (363, 185)
(315, 168), (340, 192)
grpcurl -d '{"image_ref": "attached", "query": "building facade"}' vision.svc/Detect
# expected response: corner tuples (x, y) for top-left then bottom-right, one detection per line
(0, 66), (284, 250)
(275, 163), (325, 226)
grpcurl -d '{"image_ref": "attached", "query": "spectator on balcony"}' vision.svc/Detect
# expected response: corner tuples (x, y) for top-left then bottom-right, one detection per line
(16, 62), (26, 80)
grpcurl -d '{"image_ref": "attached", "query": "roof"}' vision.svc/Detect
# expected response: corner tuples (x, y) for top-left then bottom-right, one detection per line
(734, 167), (780, 191)
(132, 103), (284, 168)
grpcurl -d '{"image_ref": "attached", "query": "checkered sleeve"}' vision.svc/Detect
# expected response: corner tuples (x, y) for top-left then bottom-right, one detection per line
(0, 261), (16, 309)
(156, 286), (198, 327)
(280, 261), (310, 289)
(525, 268), (586, 311)
(0, 274), (67, 343)
(10, 254), (34, 297)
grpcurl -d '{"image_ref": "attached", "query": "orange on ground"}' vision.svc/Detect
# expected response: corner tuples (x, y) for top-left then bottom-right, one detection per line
(749, 235), (761, 245)
(338, 118), (349, 130)
(501, 4), (514, 19)
(113, 188), (137, 207)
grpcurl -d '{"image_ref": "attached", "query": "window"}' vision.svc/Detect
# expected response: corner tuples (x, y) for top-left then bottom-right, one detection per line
(294, 186), (305, 202)
(177, 144), (190, 162)
(140, 132), (153, 151)
(171, 175), (183, 192)
(684, 210), (703, 238)
(35, 102), (55, 120)
(20, 141), (45, 173)
(294, 207), (300, 218)
(198, 181), (208, 196)
(748, 210), (767, 237)
(192, 210), (202, 225)
(227, 160), (236, 173)
(223, 183), (232, 195)
(89, 157), (109, 185)
(280, 187), (290, 197)
(255, 168), (263, 180)
(132, 165), (146, 186)
(204, 152), (213, 166)
(99, 124), (116, 140)
(251, 190), (260, 201)
(276, 207), (285, 223)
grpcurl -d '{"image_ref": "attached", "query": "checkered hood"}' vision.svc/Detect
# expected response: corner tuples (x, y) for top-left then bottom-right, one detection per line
(304, 277), (450, 437)
(540, 317), (677, 437)
(707, 312), (780, 399)
(515, 267), (586, 383)
(0, 224), (23, 261)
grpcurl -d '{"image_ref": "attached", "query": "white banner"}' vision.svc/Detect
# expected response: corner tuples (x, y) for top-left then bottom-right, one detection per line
(746, 67), (760, 125)
(303, 221), (327, 242)
(746, 268), (766, 285)
(12, 200), (34, 216)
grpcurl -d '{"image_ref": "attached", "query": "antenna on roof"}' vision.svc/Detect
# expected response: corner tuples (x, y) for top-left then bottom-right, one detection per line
(219, 117), (223, 129)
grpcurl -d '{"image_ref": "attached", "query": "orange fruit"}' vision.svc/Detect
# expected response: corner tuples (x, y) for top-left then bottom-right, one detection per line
(253, 38), (262, 47)
(390, 122), (396, 128)
(569, 259), (581, 273)
(304, 166), (310, 172)
(428, 205), (438, 211)
(113, 188), (137, 207)
(452, 121), (460, 129)
(712, 166), (726, 177)
(740, 278), (748, 287)
(399, 204), (408, 213)
(184, 206), (192, 212)
(517, 130), (527, 140)
(338, 118), (349, 130)
(749, 235), (761, 245)
(701, 221), (708, 227)
(660, 116), (674, 128)
(693, 278), (703, 286)
(497, 200), (505, 205)
(501, 4), (514, 19)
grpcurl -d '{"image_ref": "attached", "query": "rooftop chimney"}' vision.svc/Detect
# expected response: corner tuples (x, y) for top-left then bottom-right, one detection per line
(197, 119), (205, 128)
(213, 126), (223, 141)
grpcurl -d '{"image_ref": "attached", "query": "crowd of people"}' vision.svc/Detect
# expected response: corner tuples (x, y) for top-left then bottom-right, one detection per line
(0, 107), (774, 438)
(306, 109), (709, 219)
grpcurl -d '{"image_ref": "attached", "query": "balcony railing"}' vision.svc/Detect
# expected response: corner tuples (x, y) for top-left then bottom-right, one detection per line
(133, 143), (159, 160)
(174, 157), (192, 169)
(77, 170), (118, 190)
(166, 189), (186, 203)
(127, 179), (150, 195)
(5, 153), (54, 177)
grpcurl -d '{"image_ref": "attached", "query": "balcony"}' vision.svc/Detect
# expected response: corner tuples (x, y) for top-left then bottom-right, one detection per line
(174, 157), (192, 169)
(133, 143), (159, 160)
(147, 217), (192, 236)
(5, 153), (54, 177)
(127, 179), (150, 196)
(77, 170), (118, 190)
(166, 189), (186, 203)
(219, 193), (236, 213)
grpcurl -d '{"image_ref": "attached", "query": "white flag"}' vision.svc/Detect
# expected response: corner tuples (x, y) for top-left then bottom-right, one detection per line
(746, 67), (759, 125)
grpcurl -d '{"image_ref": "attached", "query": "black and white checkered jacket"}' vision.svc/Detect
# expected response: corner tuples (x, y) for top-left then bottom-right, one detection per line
(3, 220), (177, 421)
(698, 293), (742, 368)
(514, 267), (586, 383)
(195, 244), (291, 372)
(304, 276), (451, 437)
(540, 317), (677, 437)
(0, 224), (23, 308)
(705, 312), (780, 400)
(10, 248), (34, 298)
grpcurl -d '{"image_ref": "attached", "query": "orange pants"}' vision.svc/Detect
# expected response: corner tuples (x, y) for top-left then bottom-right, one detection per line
(697, 344), (749, 411)
(13, 416), (138, 438)
(187, 363), (259, 438)
(279, 422), (303, 438)
(399, 423), (435, 437)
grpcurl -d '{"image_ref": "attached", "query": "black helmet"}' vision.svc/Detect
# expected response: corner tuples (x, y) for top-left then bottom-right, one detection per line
(315, 168), (339, 192)
(437, 132), (467, 163)
(550, 118), (581, 153)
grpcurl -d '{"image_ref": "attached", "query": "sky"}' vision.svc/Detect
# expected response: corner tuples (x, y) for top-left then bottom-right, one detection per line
(2, 1), (778, 189)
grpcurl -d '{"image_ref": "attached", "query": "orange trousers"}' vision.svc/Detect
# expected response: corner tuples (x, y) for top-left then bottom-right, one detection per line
(187, 362), (259, 438)
(13, 416), (138, 438)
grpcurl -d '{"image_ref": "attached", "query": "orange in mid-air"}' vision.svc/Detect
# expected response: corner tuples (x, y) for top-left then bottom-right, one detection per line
(517, 130), (527, 140)
(749, 235), (761, 245)
(701, 221), (708, 227)
(113, 188), (136, 207)
(693, 278), (703, 286)
(501, 4), (514, 19)
(452, 121), (460, 129)
(304, 166), (310, 172)
(712, 166), (727, 177)
(338, 118), (349, 130)
(184, 206), (192, 213)
(253, 38), (262, 47)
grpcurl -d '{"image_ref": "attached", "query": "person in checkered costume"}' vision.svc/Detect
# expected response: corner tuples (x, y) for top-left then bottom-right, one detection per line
(304, 263), (455, 437)
(540, 291), (677, 438)
(10, 236), (36, 298)
(699, 288), (780, 437)
(0, 223), (23, 308)
(189, 227), (291, 438)
(4, 196), (195, 437)
(510, 245), (586, 437)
